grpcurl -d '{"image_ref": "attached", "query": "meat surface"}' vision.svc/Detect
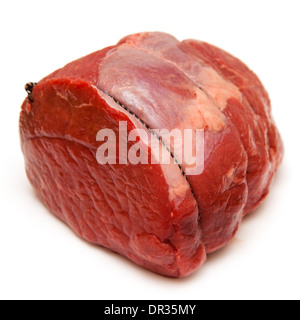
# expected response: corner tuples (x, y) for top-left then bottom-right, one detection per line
(19, 32), (283, 277)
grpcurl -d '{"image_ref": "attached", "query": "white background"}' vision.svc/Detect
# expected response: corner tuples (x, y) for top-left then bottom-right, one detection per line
(0, 0), (299, 300)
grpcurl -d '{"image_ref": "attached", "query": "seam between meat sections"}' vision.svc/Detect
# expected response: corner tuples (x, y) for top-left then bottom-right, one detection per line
(96, 47), (205, 228)
(97, 89), (202, 224)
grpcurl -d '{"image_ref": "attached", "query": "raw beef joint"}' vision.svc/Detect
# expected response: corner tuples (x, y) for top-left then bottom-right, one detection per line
(19, 32), (283, 277)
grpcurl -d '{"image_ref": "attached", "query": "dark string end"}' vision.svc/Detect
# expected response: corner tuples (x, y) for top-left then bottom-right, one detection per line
(25, 82), (38, 102)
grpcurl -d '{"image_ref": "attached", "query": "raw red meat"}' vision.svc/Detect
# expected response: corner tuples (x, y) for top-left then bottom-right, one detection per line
(19, 32), (283, 277)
